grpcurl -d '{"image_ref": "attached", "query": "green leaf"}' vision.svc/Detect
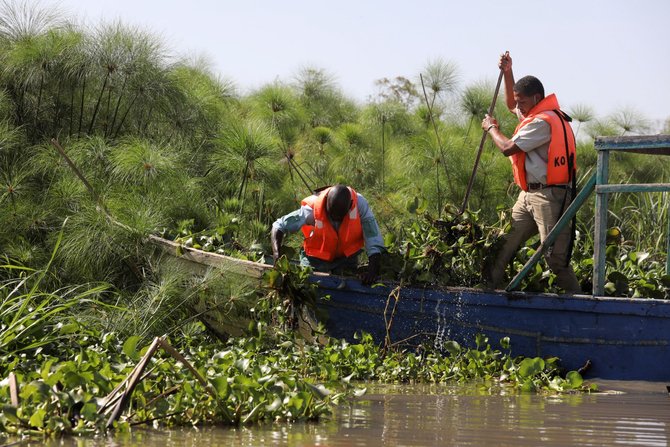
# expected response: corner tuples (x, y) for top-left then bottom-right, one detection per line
(57, 322), (80, 334)
(520, 379), (535, 392)
(518, 357), (544, 378)
(154, 398), (170, 416)
(565, 371), (584, 389)
(276, 255), (289, 271)
(122, 336), (142, 361)
(2, 405), (20, 423)
(444, 341), (461, 356)
(29, 408), (46, 428)
(211, 377), (228, 395)
(41, 358), (56, 380)
(265, 269), (282, 288)
(80, 402), (98, 421)
(20, 380), (50, 400)
(64, 371), (85, 387)
(475, 333), (488, 349)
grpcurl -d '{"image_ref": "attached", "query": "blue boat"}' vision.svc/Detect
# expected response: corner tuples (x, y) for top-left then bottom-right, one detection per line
(151, 135), (670, 382)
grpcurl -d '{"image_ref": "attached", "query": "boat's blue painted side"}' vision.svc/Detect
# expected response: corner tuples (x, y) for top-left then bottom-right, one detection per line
(311, 275), (670, 381)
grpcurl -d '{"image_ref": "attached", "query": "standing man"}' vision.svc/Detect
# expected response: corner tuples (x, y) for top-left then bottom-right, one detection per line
(481, 52), (580, 293)
(271, 184), (384, 285)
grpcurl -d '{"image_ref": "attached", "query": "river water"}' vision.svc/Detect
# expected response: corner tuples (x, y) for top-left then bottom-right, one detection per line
(21, 380), (670, 447)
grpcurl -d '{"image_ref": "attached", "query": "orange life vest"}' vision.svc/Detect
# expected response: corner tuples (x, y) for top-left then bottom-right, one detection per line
(301, 187), (364, 261)
(510, 93), (577, 191)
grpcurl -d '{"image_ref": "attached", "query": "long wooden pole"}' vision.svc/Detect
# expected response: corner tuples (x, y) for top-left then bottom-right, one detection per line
(459, 52), (508, 214)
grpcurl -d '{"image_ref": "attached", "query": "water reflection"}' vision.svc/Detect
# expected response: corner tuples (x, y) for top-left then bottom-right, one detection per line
(20, 381), (670, 447)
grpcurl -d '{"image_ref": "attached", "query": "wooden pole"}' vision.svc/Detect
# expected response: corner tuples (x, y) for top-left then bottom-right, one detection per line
(459, 52), (508, 214)
(8, 372), (19, 406)
(593, 148), (610, 296)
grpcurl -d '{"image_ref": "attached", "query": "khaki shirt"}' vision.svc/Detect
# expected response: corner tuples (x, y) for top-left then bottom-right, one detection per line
(512, 118), (551, 184)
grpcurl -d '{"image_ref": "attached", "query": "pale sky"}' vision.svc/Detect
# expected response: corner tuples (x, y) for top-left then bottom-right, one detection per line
(47, 0), (669, 126)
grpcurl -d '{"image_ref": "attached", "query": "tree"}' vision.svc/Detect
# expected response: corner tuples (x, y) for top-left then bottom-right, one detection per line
(209, 118), (281, 213)
(460, 80), (493, 136)
(373, 76), (419, 110)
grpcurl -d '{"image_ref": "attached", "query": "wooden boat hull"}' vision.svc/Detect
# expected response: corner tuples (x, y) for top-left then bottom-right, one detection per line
(150, 236), (670, 381)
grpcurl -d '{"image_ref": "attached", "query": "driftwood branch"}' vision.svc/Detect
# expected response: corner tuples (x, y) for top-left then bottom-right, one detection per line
(101, 336), (219, 429)
(105, 337), (162, 428)
(100, 361), (165, 415)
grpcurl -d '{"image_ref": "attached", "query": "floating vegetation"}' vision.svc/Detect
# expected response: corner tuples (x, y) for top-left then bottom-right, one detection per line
(0, 326), (595, 439)
(0, 263), (595, 440)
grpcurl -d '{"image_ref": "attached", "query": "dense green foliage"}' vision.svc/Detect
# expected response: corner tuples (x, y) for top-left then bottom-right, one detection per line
(0, 2), (667, 301)
(0, 1), (666, 440)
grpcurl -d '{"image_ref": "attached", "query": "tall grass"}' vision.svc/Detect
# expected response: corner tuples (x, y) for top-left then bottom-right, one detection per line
(99, 257), (262, 341)
(0, 228), (111, 360)
(609, 192), (669, 253)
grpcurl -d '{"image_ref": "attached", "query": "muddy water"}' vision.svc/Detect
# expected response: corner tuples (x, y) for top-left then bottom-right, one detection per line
(30, 380), (670, 447)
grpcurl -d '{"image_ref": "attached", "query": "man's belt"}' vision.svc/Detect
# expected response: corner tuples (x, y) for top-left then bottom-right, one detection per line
(527, 183), (569, 191)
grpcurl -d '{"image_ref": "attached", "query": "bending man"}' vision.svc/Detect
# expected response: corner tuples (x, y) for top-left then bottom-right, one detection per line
(481, 52), (580, 293)
(271, 184), (385, 285)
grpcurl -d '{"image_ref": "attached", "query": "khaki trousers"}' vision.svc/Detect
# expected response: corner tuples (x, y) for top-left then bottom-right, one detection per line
(488, 187), (581, 293)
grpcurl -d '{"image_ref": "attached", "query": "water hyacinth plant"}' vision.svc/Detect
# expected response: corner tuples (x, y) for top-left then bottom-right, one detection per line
(0, 320), (595, 438)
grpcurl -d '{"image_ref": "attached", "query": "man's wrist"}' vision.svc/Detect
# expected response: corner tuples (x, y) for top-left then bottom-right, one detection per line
(486, 124), (498, 132)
